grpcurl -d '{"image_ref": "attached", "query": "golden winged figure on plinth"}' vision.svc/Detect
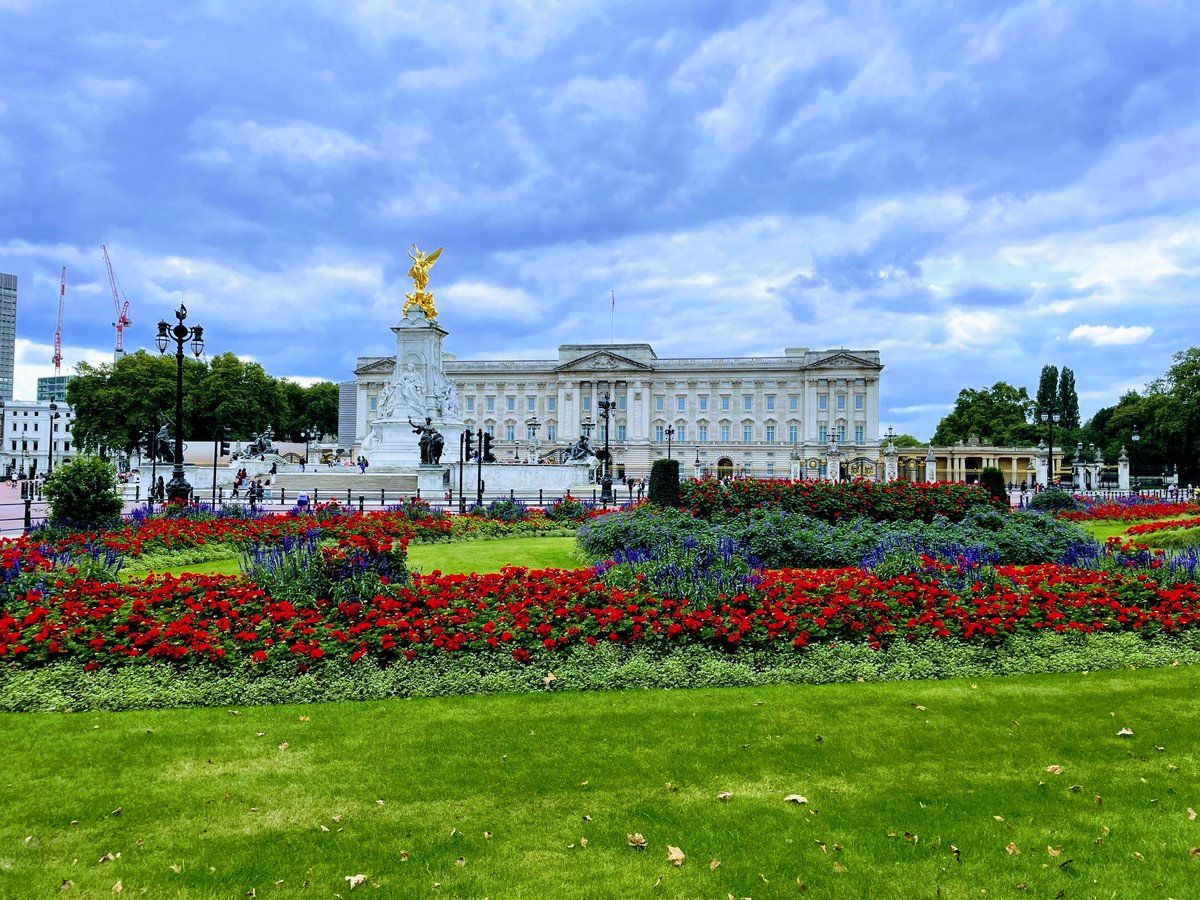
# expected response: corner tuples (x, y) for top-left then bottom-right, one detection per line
(403, 244), (443, 319)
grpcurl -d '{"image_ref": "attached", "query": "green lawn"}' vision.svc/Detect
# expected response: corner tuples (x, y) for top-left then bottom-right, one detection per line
(2, 667), (1197, 898)
(406, 536), (580, 574)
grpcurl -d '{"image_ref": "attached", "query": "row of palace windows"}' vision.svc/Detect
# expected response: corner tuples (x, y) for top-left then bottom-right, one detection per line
(456, 393), (868, 416)
(9, 440), (72, 452)
(484, 422), (866, 445)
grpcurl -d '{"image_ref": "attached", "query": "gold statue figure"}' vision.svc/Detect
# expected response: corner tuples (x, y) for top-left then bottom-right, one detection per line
(403, 244), (443, 319)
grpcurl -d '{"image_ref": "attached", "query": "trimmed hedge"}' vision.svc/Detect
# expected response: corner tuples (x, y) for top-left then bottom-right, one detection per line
(648, 458), (681, 507)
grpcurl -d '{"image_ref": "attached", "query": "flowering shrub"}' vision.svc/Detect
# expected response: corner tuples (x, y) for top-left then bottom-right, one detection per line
(679, 477), (996, 523)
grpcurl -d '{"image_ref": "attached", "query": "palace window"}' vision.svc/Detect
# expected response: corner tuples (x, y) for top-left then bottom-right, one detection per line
(819, 425), (828, 442)
(505, 425), (516, 441)
(789, 395), (798, 411)
(818, 394), (828, 411)
(655, 425), (664, 441)
(547, 425), (557, 440)
(617, 424), (626, 441)
(765, 425), (775, 443)
(526, 424), (537, 439)
(506, 397), (515, 412)
(486, 397), (495, 412)
(788, 424), (799, 443)
(582, 396), (591, 412)
(854, 425), (864, 443)
(698, 425), (708, 442)
(720, 425), (730, 442)
(721, 396), (731, 411)
(742, 394), (753, 411)
(547, 397), (556, 412)
(677, 425), (686, 441)
(699, 396), (708, 412)
(527, 397), (536, 412)
(765, 395), (775, 411)
(655, 395), (664, 412)
(743, 425), (753, 442)
(855, 394), (864, 411)
(617, 395), (626, 411)
(676, 396), (686, 412)
(466, 396), (475, 412)
(836, 394), (846, 411)
(486, 425), (494, 437)
(838, 424), (846, 441)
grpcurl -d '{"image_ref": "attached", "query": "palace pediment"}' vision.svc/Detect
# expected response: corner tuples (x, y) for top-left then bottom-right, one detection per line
(355, 357), (396, 377)
(554, 350), (654, 373)
(805, 352), (881, 371)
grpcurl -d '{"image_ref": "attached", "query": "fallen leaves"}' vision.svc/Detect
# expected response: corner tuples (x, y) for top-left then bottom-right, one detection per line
(1117, 727), (1134, 736)
(1188, 807), (1197, 822)
(709, 859), (721, 870)
(784, 795), (809, 805)
(667, 845), (686, 867)
(278, 742), (289, 751)
(542, 672), (556, 687)
(345, 874), (366, 889)
(111, 881), (122, 894)
(1047, 846), (1063, 857)
(1188, 847), (1200, 858)
(627, 833), (647, 849)
(831, 861), (848, 874)
(1044, 765), (1064, 775)
(950, 844), (961, 863)
(1006, 842), (1020, 855)
(717, 791), (733, 801)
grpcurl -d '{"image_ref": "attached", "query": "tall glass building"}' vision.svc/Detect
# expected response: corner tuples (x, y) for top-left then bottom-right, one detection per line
(0, 273), (15, 402)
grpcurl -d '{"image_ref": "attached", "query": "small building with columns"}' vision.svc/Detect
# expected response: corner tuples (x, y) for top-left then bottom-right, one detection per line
(354, 342), (884, 480)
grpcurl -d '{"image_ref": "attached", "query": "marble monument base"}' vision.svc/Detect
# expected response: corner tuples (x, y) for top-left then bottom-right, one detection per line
(362, 418), (464, 470)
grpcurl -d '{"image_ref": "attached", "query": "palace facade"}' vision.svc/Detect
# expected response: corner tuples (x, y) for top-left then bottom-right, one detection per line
(354, 342), (883, 480)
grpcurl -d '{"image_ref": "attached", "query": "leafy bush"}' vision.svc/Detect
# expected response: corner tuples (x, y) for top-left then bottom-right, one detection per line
(546, 495), (591, 522)
(1029, 488), (1084, 513)
(42, 456), (124, 530)
(485, 498), (529, 522)
(648, 458), (681, 507)
(980, 466), (1008, 505)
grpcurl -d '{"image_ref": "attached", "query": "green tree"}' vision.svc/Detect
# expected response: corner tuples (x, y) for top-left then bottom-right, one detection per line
(301, 381), (340, 438)
(648, 458), (682, 507)
(196, 353), (285, 441)
(42, 455), (124, 529)
(888, 433), (924, 448)
(932, 383), (1037, 446)
(1058, 367), (1080, 430)
(1035, 365), (1058, 420)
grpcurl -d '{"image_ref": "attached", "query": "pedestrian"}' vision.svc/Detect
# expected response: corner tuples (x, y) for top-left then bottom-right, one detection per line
(154, 476), (165, 502)
(269, 461), (277, 476)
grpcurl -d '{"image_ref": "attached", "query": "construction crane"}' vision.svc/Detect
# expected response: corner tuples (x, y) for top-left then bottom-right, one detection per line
(52, 266), (66, 375)
(102, 245), (132, 360)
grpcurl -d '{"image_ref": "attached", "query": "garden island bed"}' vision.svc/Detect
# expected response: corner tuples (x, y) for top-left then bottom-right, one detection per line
(2, 483), (1198, 711)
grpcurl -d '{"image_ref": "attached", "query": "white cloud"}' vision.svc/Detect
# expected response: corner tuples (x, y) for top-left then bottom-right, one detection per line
(438, 281), (540, 323)
(1068, 324), (1154, 346)
(187, 118), (376, 174)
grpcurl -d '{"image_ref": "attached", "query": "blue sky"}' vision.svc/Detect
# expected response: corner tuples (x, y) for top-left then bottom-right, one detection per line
(1, 0), (1197, 441)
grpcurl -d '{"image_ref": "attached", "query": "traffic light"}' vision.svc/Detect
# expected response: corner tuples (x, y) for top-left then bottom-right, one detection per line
(463, 429), (474, 461)
(481, 432), (495, 463)
(219, 426), (231, 457)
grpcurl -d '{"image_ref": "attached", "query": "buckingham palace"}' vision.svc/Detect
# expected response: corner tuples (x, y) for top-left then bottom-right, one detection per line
(353, 341), (883, 481)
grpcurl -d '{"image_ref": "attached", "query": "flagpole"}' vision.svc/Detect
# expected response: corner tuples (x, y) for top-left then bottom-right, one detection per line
(610, 290), (615, 344)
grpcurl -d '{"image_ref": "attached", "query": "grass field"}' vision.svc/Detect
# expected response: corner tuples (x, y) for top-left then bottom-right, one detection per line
(3, 667), (1196, 898)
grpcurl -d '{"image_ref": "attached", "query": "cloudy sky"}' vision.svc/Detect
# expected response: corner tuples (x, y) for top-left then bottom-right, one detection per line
(1, 0), (1197, 440)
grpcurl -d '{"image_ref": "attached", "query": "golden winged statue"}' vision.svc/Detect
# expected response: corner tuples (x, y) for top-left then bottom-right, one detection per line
(403, 244), (443, 319)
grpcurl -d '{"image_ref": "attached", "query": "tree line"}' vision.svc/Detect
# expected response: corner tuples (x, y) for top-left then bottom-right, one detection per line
(66, 351), (339, 457)
(931, 349), (1199, 483)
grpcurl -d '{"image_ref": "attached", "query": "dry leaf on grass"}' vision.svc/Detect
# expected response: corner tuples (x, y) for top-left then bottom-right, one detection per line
(345, 874), (366, 889)
(784, 795), (808, 804)
(278, 742), (288, 751)
(667, 846), (686, 867)
(111, 883), (123, 894)
(832, 861), (848, 873)
(1117, 727), (1134, 736)
(454, 857), (466, 867)
(1188, 847), (1200, 858)
(543, 672), (556, 686)
(1047, 846), (1063, 857)
(717, 791), (733, 801)
(1006, 843), (1020, 855)
(709, 859), (720, 870)
(627, 833), (647, 849)
(579, 836), (587, 848)
(950, 845), (961, 863)
(1188, 807), (1197, 821)
(298, 716), (310, 722)
(399, 851), (409, 862)
(1045, 765), (1064, 775)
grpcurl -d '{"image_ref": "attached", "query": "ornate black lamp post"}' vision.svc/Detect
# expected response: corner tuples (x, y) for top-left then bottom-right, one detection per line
(597, 393), (616, 504)
(665, 424), (675, 460)
(526, 417), (541, 462)
(1131, 425), (1140, 491)
(155, 305), (204, 503)
(301, 425), (320, 466)
(46, 402), (62, 473)
(1039, 404), (1060, 488)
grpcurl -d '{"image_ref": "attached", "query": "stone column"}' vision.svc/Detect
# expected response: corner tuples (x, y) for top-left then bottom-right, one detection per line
(1034, 441), (1048, 487)
(925, 446), (937, 483)
(826, 443), (842, 482)
(1117, 447), (1130, 491)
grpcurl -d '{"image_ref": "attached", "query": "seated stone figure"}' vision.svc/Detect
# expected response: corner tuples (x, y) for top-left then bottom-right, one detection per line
(567, 435), (595, 461)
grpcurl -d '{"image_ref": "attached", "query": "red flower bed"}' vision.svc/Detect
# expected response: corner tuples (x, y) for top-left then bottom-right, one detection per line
(1057, 501), (1200, 522)
(2, 560), (1196, 671)
(1125, 517), (1200, 537)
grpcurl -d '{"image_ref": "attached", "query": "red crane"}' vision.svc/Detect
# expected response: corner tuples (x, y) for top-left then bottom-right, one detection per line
(102, 245), (132, 358)
(52, 266), (66, 375)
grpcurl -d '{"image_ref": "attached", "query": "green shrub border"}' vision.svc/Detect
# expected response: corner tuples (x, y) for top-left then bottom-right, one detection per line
(4, 631), (1198, 712)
